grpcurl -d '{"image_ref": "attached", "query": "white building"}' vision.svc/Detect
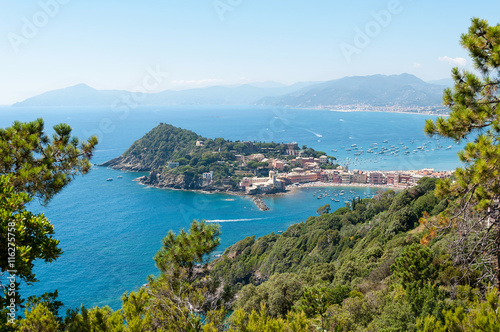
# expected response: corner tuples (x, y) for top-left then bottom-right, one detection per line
(167, 162), (180, 169)
(203, 171), (214, 179)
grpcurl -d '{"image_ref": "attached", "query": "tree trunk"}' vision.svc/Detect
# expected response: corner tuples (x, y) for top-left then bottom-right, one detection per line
(497, 216), (500, 289)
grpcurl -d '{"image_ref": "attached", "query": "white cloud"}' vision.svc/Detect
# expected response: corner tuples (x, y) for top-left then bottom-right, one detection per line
(438, 56), (467, 66)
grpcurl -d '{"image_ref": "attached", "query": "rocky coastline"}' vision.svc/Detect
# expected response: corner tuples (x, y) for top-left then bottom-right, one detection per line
(99, 155), (161, 172)
(100, 158), (275, 210)
(134, 172), (274, 210)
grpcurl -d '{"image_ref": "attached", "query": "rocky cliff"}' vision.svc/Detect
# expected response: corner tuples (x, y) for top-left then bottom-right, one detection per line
(138, 171), (198, 190)
(99, 155), (161, 172)
(133, 171), (231, 192)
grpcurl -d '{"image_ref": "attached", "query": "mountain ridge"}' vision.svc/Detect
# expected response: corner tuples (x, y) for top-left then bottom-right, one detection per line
(257, 73), (447, 110)
(13, 74), (448, 112)
(12, 81), (317, 107)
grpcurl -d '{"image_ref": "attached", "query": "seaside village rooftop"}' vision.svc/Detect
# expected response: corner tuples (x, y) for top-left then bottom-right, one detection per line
(168, 141), (452, 194)
(164, 141), (452, 194)
(238, 161), (451, 194)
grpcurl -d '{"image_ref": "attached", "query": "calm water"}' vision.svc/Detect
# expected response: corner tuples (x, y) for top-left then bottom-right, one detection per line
(0, 105), (464, 310)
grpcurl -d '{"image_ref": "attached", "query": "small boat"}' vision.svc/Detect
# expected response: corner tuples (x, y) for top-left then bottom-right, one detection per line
(117, 176), (123, 179)
(106, 178), (113, 181)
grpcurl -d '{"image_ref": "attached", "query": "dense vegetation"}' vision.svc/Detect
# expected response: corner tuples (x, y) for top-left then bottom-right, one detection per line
(2, 17), (500, 332)
(211, 179), (440, 288)
(12, 177), (499, 331)
(0, 119), (97, 331)
(121, 123), (332, 186)
(423, 17), (500, 288)
(208, 178), (459, 330)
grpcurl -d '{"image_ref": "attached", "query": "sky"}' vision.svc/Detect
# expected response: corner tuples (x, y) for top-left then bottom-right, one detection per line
(0, 0), (499, 105)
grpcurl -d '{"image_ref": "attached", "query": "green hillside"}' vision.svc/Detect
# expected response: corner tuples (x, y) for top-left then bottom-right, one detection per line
(207, 177), (458, 330)
(105, 123), (333, 187)
(122, 123), (202, 169)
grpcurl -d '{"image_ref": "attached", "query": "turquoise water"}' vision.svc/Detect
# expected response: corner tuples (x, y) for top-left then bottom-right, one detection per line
(0, 106), (464, 310)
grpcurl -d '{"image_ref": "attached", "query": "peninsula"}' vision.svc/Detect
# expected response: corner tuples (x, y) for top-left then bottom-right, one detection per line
(101, 123), (451, 206)
(100, 123), (336, 196)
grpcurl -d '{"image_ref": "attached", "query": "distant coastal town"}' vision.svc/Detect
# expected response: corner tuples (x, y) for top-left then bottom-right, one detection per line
(235, 150), (452, 195)
(165, 141), (452, 195)
(315, 104), (449, 115)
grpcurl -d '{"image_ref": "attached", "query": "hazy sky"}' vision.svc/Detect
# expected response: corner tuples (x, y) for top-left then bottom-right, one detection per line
(1, 0), (499, 104)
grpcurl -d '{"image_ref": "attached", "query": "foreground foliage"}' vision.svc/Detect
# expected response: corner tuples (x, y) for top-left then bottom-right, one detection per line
(0, 119), (97, 330)
(424, 17), (500, 286)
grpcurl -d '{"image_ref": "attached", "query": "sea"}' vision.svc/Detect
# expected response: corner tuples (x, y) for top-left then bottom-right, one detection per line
(0, 105), (465, 311)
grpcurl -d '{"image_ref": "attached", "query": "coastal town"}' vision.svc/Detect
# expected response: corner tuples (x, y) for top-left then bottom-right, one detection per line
(237, 156), (452, 194)
(163, 141), (453, 195)
(315, 104), (449, 115)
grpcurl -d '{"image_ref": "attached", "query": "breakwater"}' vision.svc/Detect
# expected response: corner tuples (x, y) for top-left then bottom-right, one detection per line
(252, 197), (270, 211)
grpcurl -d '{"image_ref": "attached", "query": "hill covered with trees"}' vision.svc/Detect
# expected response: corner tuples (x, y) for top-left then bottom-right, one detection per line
(15, 177), (500, 331)
(102, 123), (333, 192)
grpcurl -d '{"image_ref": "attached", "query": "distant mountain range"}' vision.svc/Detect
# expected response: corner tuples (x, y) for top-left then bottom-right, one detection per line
(426, 78), (454, 87)
(257, 74), (446, 109)
(13, 82), (317, 107)
(13, 74), (450, 111)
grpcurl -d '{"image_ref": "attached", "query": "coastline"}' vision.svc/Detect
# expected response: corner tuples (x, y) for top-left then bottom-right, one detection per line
(131, 174), (405, 210)
(292, 106), (450, 117)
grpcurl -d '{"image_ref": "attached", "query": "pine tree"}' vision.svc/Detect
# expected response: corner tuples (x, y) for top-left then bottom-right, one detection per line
(0, 118), (98, 204)
(424, 18), (500, 286)
(148, 220), (224, 330)
(18, 304), (59, 332)
(0, 119), (97, 327)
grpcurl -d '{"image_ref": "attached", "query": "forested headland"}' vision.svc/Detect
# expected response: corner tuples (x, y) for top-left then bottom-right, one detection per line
(101, 123), (334, 192)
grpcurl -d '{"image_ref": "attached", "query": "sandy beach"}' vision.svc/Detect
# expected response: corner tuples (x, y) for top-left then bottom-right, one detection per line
(285, 181), (407, 191)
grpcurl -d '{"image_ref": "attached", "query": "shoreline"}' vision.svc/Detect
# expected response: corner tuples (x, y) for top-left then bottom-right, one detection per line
(131, 174), (405, 209)
(294, 106), (450, 117)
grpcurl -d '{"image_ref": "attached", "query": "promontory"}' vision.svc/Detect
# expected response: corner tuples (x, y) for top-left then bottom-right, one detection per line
(100, 123), (337, 196)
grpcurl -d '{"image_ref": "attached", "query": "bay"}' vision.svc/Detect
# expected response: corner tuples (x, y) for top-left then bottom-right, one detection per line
(0, 105), (463, 310)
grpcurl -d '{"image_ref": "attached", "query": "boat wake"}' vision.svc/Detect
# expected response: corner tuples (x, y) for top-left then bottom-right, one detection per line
(206, 218), (265, 223)
(304, 129), (323, 138)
